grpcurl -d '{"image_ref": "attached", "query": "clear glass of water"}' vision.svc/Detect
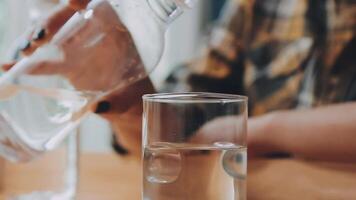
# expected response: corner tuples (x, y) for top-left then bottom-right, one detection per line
(142, 92), (248, 200)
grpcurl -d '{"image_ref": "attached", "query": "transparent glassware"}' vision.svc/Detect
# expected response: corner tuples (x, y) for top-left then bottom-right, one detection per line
(0, 0), (194, 162)
(0, 1), (77, 200)
(5, 132), (79, 200)
(142, 93), (248, 200)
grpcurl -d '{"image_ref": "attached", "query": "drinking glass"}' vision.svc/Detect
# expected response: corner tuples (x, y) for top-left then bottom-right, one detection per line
(5, 132), (79, 200)
(142, 92), (248, 200)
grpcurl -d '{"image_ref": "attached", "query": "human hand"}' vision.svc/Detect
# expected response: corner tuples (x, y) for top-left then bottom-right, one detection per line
(247, 113), (286, 157)
(2, 0), (90, 59)
(2, 0), (150, 114)
(188, 112), (287, 158)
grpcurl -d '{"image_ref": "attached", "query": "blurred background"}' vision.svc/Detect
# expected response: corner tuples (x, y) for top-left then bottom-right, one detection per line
(0, 0), (226, 153)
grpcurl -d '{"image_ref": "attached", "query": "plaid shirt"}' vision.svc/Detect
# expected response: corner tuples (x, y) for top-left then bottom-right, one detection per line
(165, 0), (356, 116)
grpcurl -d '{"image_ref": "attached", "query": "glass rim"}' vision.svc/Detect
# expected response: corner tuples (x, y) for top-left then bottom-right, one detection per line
(142, 92), (248, 103)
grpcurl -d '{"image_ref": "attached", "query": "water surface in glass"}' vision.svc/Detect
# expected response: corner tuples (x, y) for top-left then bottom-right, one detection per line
(143, 93), (247, 200)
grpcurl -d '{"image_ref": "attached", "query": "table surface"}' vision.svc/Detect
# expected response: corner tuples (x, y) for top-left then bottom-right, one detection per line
(1, 150), (356, 200)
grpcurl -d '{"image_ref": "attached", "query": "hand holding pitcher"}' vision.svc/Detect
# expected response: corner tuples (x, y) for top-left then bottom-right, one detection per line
(0, 0), (194, 162)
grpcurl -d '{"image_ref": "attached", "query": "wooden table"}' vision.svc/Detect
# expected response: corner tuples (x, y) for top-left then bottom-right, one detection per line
(1, 150), (356, 200)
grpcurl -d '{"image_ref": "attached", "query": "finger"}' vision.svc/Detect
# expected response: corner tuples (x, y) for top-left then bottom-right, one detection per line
(27, 0), (91, 53)
(32, 5), (78, 46)
(95, 77), (154, 115)
(20, 39), (35, 56)
(2, 32), (34, 66)
(19, 1), (91, 57)
(1, 62), (16, 71)
(14, 28), (38, 57)
(41, 0), (92, 40)
(190, 116), (243, 144)
(68, 0), (91, 10)
(16, 5), (77, 57)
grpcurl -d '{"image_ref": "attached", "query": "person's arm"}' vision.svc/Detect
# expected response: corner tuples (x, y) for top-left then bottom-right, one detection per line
(248, 102), (356, 162)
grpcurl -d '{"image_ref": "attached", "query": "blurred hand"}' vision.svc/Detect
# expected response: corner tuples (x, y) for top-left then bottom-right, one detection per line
(1, 0), (155, 154)
(188, 113), (286, 158)
(2, 0), (151, 115)
(247, 114), (285, 157)
(190, 116), (246, 144)
(14, 0), (91, 57)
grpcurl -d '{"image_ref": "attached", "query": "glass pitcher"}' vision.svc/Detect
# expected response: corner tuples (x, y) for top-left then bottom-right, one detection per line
(0, 1), (79, 200)
(0, 0), (195, 162)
